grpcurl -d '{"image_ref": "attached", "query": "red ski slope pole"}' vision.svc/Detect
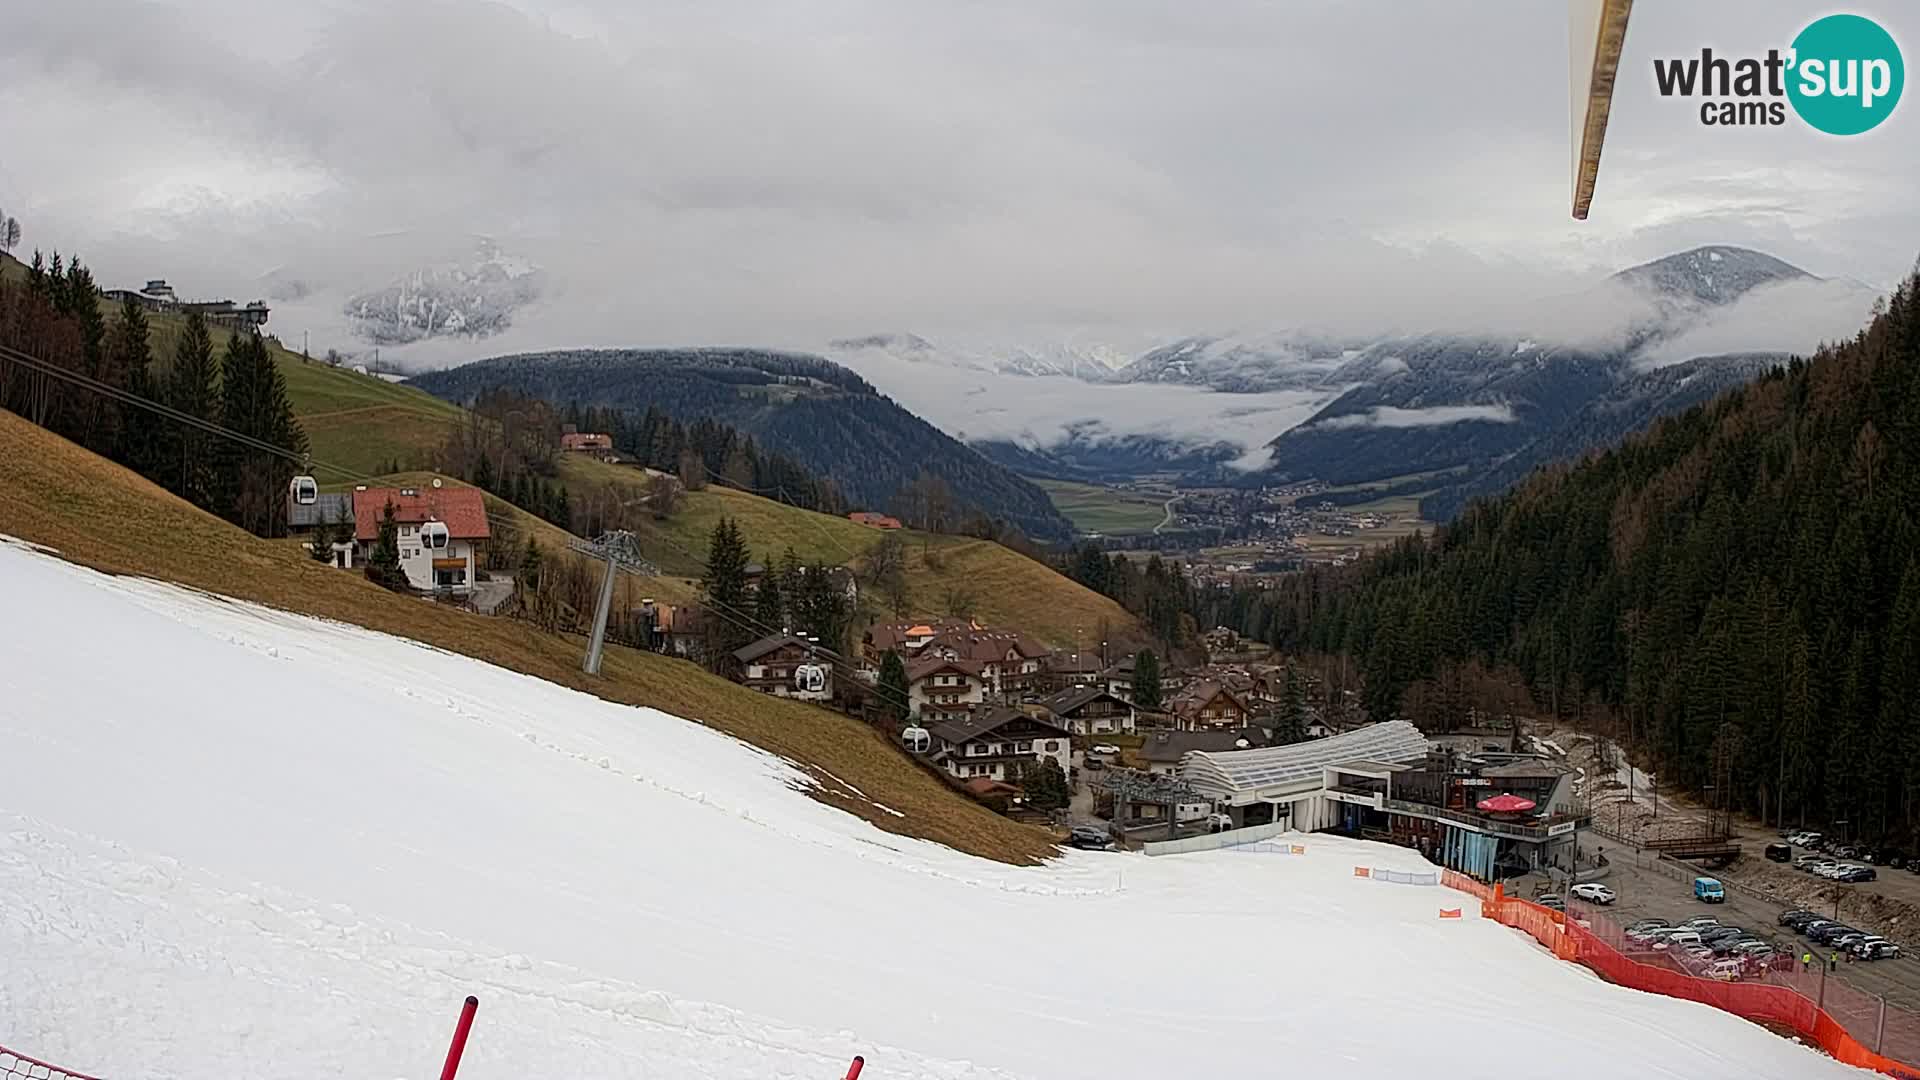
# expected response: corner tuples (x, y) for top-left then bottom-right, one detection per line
(440, 995), (480, 1080)
(843, 1055), (865, 1080)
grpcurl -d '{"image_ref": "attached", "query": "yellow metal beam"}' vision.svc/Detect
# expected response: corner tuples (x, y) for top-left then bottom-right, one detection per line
(1570, 0), (1634, 220)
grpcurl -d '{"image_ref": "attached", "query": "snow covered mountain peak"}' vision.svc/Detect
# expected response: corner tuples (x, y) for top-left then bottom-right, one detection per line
(344, 240), (546, 346)
(1610, 245), (1814, 308)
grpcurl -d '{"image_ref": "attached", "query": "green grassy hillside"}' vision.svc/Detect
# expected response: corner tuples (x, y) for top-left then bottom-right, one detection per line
(558, 454), (1146, 648)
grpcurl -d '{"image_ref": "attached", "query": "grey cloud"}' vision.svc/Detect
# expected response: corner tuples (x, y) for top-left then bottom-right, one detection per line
(0, 0), (1913, 359)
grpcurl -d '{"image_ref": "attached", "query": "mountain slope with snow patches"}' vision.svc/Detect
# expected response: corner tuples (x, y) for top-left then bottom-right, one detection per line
(0, 539), (1863, 1080)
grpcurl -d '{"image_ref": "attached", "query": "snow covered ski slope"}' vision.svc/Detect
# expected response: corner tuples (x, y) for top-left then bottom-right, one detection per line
(0, 539), (1866, 1079)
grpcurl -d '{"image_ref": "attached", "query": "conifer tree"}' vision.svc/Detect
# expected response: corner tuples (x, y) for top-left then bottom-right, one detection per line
(878, 649), (910, 721)
(365, 501), (407, 590)
(1276, 663), (1309, 744)
(701, 516), (753, 670)
(1133, 649), (1162, 710)
(165, 311), (219, 509)
(755, 554), (787, 632)
(106, 297), (156, 474)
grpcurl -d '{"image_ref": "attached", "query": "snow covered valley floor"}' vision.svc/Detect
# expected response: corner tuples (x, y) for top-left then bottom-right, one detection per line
(0, 540), (1867, 1079)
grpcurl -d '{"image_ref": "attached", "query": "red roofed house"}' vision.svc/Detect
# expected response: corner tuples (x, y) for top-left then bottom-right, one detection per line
(560, 432), (614, 453)
(351, 484), (490, 593)
(847, 511), (903, 530)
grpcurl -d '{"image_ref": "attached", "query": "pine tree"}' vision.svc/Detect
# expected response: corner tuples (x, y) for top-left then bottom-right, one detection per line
(755, 555), (787, 632)
(310, 504), (339, 562)
(1133, 649), (1163, 710)
(215, 333), (307, 537)
(473, 452), (495, 493)
(164, 311), (219, 509)
(878, 649), (910, 722)
(1276, 663), (1309, 744)
(105, 297), (155, 474)
(701, 517), (753, 670)
(365, 500), (407, 590)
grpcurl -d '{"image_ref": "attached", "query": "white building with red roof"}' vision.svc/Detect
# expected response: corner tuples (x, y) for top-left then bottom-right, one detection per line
(350, 483), (491, 593)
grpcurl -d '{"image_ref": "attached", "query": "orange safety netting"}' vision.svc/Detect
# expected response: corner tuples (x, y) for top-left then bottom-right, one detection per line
(1443, 877), (1920, 1079)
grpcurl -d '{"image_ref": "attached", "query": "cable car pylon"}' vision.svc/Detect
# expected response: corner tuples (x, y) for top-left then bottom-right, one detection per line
(568, 530), (660, 676)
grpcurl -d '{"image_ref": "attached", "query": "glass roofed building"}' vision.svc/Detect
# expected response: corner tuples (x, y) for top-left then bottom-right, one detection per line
(1182, 721), (1432, 832)
(1181, 719), (1592, 881)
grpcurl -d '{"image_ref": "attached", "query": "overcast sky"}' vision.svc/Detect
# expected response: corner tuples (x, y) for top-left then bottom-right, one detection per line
(3, 0), (1916, 356)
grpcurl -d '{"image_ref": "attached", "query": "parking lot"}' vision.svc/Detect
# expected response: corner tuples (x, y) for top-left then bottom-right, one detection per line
(1590, 845), (1920, 1010)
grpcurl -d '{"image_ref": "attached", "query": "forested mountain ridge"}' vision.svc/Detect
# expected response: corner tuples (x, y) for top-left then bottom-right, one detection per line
(1417, 352), (1778, 521)
(409, 348), (1074, 541)
(1259, 247), (1828, 490)
(1255, 268), (1920, 842)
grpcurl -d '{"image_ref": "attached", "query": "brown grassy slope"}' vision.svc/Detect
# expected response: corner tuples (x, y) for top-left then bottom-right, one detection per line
(0, 409), (1054, 864)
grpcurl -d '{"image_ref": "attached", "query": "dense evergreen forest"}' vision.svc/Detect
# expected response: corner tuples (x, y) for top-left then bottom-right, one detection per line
(0, 250), (306, 537)
(1227, 268), (1920, 844)
(408, 348), (1074, 541)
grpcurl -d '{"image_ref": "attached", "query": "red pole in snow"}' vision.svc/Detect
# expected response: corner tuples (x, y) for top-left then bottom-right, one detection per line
(440, 995), (479, 1080)
(843, 1055), (865, 1080)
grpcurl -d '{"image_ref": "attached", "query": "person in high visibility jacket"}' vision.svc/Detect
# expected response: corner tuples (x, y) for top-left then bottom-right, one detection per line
(1802, 952), (1813, 971)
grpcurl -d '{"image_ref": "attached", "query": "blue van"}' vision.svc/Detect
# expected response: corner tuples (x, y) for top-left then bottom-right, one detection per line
(1694, 876), (1726, 903)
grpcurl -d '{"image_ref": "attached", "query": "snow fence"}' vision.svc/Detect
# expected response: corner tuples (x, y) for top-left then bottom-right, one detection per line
(1441, 871), (1920, 1079)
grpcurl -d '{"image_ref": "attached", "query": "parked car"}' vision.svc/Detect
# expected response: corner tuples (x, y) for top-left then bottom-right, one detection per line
(1810, 924), (1860, 945)
(1626, 924), (1674, 943)
(1082, 757), (1105, 771)
(1693, 877), (1726, 903)
(1847, 935), (1890, 957)
(1067, 825), (1113, 850)
(1572, 883), (1617, 905)
(1800, 920), (1840, 940)
(1707, 959), (1744, 981)
(1682, 916), (1722, 930)
(1537, 895), (1567, 911)
(1626, 918), (1670, 932)
(1856, 939), (1902, 961)
(1712, 935), (1762, 957)
(1090, 744), (1121, 756)
(1780, 909), (1818, 928)
(1654, 930), (1704, 951)
(1796, 855), (1828, 872)
(1764, 842), (1793, 863)
(1841, 865), (1877, 882)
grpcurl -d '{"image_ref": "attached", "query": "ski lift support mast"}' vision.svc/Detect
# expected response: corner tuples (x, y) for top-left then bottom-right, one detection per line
(570, 530), (660, 676)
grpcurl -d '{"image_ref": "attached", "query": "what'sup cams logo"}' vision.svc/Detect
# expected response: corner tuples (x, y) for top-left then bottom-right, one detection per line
(1654, 13), (1903, 133)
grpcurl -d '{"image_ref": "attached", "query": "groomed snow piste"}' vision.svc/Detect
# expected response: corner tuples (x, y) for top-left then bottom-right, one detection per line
(0, 539), (1865, 1079)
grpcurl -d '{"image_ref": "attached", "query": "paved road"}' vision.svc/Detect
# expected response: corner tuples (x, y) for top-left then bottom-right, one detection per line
(1593, 846), (1920, 1010)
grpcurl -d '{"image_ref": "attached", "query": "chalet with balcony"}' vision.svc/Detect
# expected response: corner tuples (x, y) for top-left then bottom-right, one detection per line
(925, 705), (1072, 784)
(907, 657), (987, 717)
(732, 634), (836, 702)
(1039, 686), (1136, 736)
(1168, 679), (1252, 732)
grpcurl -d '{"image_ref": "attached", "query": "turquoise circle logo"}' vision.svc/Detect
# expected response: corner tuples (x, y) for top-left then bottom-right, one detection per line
(1787, 14), (1904, 134)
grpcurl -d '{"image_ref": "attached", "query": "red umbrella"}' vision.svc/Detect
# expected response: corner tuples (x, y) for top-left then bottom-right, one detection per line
(1477, 792), (1537, 813)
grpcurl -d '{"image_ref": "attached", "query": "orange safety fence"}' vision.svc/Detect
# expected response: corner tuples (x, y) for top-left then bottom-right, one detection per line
(1440, 876), (1920, 1079)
